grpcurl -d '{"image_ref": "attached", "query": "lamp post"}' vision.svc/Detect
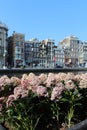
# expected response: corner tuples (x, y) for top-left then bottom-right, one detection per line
(3, 50), (7, 69)
(63, 46), (66, 68)
(50, 41), (53, 68)
(31, 46), (34, 68)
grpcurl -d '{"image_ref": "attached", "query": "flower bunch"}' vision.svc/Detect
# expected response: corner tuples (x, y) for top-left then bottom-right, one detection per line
(0, 75), (12, 91)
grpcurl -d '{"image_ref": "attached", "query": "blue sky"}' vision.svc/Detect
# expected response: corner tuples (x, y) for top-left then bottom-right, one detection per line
(0, 0), (87, 44)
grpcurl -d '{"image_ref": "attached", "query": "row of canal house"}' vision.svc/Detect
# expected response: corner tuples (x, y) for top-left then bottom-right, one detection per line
(8, 33), (87, 68)
(1, 21), (87, 69)
(8, 32), (63, 68)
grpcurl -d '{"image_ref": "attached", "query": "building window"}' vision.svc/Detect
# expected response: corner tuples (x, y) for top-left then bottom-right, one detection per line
(16, 41), (20, 47)
(15, 54), (21, 59)
(17, 48), (20, 52)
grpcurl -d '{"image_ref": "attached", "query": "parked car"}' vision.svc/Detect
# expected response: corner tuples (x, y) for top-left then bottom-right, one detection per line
(55, 64), (63, 68)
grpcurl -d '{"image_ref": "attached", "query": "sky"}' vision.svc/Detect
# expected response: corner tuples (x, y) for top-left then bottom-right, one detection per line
(0, 0), (87, 45)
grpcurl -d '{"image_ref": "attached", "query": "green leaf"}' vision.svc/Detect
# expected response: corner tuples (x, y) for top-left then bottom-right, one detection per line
(33, 115), (42, 130)
(60, 98), (69, 102)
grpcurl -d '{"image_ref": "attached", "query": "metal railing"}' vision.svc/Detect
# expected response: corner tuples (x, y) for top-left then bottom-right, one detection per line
(0, 68), (87, 77)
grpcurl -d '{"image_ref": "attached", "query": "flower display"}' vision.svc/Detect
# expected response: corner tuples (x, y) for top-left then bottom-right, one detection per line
(0, 72), (86, 129)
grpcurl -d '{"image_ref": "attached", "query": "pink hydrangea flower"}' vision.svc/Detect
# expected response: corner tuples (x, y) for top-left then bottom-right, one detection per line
(14, 86), (28, 99)
(36, 86), (48, 97)
(6, 95), (16, 107)
(28, 73), (39, 86)
(79, 73), (87, 88)
(38, 73), (47, 85)
(45, 73), (56, 87)
(11, 76), (21, 86)
(21, 76), (29, 89)
(51, 82), (65, 101)
(0, 97), (5, 102)
(55, 73), (67, 82)
(65, 73), (75, 81)
(65, 80), (76, 90)
(74, 74), (82, 82)
(30, 85), (38, 93)
(21, 73), (39, 90)
(0, 75), (12, 91)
